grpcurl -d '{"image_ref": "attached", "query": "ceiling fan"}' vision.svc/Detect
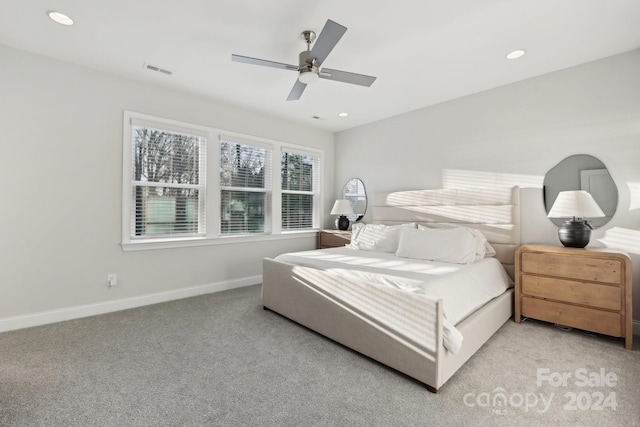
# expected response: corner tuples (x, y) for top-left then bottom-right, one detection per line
(232, 19), (377, 101)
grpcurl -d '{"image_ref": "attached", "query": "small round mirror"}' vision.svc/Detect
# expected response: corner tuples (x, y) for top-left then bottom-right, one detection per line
(343, 178), (367, 222)
(543, 155), (617, 228)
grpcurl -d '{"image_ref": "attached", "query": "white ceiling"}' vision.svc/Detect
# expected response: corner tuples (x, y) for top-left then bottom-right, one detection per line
(2, 0), (640, 132)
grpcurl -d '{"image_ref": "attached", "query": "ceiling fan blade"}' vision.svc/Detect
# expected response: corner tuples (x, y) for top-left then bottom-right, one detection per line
(319, 68), (377, 87)
(232, 54), (298, 71)
(307, 20), (347, 67)
(287, 79), (307, 101)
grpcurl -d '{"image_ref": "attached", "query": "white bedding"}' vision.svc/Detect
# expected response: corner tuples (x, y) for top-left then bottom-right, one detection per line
(274, 246), (513, 354)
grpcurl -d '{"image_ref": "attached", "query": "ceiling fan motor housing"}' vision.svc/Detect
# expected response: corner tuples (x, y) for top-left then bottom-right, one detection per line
(298, 51), (319, 84)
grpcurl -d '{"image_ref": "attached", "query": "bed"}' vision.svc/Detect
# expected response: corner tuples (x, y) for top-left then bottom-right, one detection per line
(262, 186), (520, 392)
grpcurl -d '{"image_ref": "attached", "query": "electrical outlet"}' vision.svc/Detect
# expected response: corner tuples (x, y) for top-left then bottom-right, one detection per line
(107, 273), (117, 287)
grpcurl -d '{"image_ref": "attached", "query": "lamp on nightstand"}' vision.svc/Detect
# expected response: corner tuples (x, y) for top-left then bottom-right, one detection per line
(330, 199), (355, 231)
(547, 190), (605, 248)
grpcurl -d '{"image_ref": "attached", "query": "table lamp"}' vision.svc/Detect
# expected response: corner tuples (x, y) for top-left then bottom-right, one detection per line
(547, 190), (605, 248)
(330, 199), (355, 231)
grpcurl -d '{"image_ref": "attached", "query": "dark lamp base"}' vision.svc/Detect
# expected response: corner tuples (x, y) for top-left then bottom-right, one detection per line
(558, 220), (591, 248)
(337, 215), (350, 231)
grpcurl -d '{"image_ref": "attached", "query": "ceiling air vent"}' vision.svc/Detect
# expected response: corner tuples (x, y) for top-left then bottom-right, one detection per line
(143, 63), (173, 75)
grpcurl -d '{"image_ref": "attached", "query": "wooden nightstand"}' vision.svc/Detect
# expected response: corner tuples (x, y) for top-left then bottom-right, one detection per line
(318, 230), (351, 249)
(515, 245), (632, 350)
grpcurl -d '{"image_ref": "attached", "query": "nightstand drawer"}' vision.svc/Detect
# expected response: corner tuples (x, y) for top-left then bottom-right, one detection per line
(522, 297), (622, 337)
(521, 252), (622, 284)
(515, 245), (632, 349)
(521, 275), (621, 311)
(318, 230), (351, 249)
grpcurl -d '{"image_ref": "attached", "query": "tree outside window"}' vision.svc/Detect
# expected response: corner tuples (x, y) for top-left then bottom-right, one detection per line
(220, 141), (271, 235)
(281, 152), (317, 230)
(132, 126), (205, 238)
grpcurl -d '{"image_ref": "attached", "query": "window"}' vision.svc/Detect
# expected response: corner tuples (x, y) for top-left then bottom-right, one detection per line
(219, 138), (272, 235)
(122, 111), (323, 249)
(124, 115), (207, 242)
(281, 150), (320, 230)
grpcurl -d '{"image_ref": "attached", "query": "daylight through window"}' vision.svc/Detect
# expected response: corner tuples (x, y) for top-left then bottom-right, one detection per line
(281, 150), (320, 230)
(130, 123), (206, 239)
(122, 111), (323, 248)
(220, 139), (272, 235)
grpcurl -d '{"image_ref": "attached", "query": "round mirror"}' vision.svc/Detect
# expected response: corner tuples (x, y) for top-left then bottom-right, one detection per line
(543, 155), (617, 228)
(343, 178), (367, 222)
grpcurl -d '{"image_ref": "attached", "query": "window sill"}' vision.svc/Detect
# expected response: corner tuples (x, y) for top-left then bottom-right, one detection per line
(121, 230), (319, 252)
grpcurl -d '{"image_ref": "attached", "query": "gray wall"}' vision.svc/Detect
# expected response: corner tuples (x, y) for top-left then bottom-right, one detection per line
(0, 45), (334, 328)
(335, 49), (640, 323)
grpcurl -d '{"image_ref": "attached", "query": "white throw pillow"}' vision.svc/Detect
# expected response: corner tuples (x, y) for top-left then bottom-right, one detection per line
(417, 225), (496, 261)
(349, 223), (416, 253)
(395, 227), (478, 264)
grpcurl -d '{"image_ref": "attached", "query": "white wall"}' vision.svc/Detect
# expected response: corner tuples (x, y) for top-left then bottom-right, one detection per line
(335, 49), (640, 322)
(3, 43), (639, 331)
(0, 45), (334, 329)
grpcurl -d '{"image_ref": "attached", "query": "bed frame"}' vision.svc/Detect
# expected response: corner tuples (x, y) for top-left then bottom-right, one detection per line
(262, 186), (520, 392)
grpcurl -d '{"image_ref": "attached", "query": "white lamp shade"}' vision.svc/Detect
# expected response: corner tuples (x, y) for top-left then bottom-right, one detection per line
(330, 199), (355, 216)
(547, 190), (605, 219)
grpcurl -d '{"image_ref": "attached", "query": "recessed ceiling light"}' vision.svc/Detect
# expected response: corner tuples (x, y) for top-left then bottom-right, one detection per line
(47, 10), (74, 26)
(506, 49), (526, 60)
(338, 112), (349, 117)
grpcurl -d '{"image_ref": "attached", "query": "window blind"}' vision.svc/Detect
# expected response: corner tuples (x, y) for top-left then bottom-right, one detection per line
(281, 150), (320, 230)
(220, 138), (272, 235)
(130, 124), (207, 239)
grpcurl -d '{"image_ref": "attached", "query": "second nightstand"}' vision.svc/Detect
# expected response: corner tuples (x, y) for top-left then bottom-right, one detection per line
(515, 244), (632, 350)
(318, 229), (351, 249)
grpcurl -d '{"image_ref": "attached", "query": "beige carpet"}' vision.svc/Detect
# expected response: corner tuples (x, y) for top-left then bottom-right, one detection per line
(1, 285), (638, 426)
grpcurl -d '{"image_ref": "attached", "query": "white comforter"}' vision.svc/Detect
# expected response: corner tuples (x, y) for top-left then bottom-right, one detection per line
(274, 247), (512, 354)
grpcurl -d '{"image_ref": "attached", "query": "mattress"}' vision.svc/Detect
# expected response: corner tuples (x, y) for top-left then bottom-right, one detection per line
(274, 246), (513, 354)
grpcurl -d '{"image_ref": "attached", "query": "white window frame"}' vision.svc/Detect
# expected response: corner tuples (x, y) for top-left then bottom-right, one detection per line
(121, 111), (323, 251)
(280, 148), (321, 231)
(122, 111), (210, 246)
(219, 135), (273, 237)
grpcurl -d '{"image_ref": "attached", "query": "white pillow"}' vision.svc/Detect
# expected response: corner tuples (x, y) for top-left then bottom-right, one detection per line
(395, 227), (478, 264)
(349, 223), (416, 253)
(469, 229), (497, 260)
(417, 225), (495, 261)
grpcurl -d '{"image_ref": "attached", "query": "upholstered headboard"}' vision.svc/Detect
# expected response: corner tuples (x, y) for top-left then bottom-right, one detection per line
(371, 186), (521, 278)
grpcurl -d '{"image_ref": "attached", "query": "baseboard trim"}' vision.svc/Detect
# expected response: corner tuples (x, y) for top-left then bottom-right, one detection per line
(4, 284), (639, 339)
(0, 276), (261, 333)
